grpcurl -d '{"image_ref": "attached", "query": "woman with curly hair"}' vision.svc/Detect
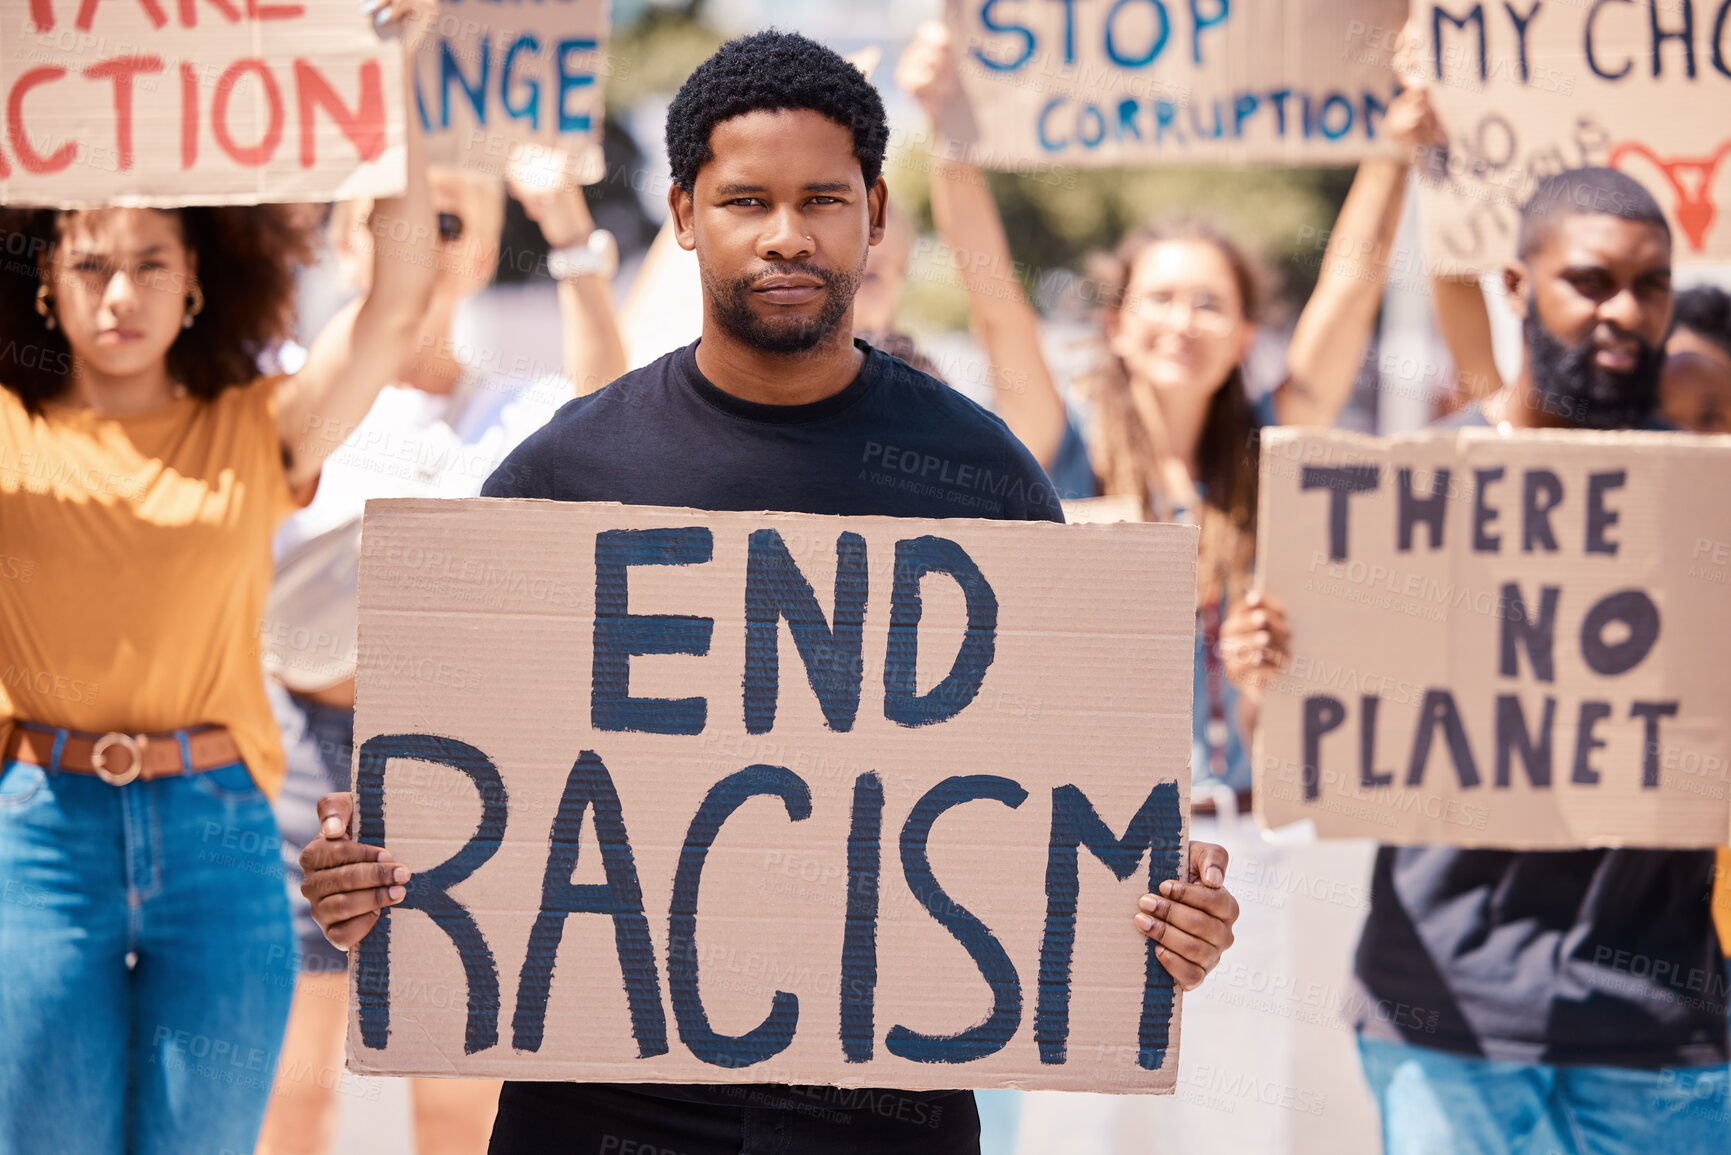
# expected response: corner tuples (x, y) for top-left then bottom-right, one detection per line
(0, 6), (438, 1152)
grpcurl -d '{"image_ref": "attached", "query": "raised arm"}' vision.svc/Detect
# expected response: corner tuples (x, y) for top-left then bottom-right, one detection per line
(896, 23), (1069, 468)
(274, 0), (439, 488)
(509, 161), (628, 395)
(1430, 274), (1504, 405)
(1273, 87), (1438, 427)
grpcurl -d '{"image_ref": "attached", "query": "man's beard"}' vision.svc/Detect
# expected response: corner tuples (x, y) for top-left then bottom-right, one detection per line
(1523, 302), (1663, 430)
(706, 256), (863, 355)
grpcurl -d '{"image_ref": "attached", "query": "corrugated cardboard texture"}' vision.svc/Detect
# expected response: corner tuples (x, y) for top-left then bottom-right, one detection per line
(347, 499), (1197, 1093)
(414, 0), (608, 183)
(942, 0), (1405, 169)
(0, 0), (405, 207)
(1411, 0), (1731, 273)
(1254, 428), (1731, 848)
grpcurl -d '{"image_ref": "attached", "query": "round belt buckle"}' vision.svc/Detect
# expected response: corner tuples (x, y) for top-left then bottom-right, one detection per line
(90, 732), (143, 786)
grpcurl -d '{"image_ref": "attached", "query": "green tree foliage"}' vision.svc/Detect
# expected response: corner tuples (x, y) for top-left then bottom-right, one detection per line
(605, 4), (727, 113)
(586, 5), (1359, 340)
(886, 144), (1356, 332)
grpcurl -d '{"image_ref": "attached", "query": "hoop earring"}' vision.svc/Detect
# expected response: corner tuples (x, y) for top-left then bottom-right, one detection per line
(183, 281), (204, 330)
(34, 283), (55, 330)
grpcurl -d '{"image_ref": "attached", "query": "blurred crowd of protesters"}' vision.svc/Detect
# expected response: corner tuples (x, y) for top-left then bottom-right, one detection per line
(0, 2), (441, 1150)
(254, 101), (630, 1155)
(0, 6), (1726, 1155)
(903, 24), (1731, 1149)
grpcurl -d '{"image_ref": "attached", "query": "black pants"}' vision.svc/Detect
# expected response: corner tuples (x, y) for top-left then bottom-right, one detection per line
(488, 1082), (981, 1155)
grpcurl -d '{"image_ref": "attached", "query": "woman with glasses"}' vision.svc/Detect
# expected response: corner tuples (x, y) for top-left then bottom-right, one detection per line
(0, 5), (438, 1153)
(255, 160), (627, 1155)
(897, 25), (1438, 806)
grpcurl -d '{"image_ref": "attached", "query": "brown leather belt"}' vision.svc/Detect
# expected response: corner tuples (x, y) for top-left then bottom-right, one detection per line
(5, 723), (242, 786)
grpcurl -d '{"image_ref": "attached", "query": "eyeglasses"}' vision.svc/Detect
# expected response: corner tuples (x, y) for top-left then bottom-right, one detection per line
(1123, 289), (1240, 336)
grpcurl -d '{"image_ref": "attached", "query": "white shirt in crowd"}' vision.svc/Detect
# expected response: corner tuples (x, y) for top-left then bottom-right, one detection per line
(263, 348), (571, 692)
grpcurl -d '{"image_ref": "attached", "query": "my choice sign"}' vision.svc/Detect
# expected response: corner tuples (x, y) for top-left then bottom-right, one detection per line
(0, 0), (404, 206)
(942, 0), (1405, 168)
(1254, 429), (1731, 849)
(348, 499), (1197, 1092)
(1411, 0), (1731, 271)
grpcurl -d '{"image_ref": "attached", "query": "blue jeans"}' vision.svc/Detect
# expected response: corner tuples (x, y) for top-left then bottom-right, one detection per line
(0, 759), (297, 1155)
(267, 682), (355, 976)
(1360, 1036), (1731, 1155)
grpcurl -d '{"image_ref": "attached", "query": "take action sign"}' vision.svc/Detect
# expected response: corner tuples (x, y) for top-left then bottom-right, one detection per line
(1254, 429), (1731, 849)
(940, 0), (1405, 170)
(0, 0), (403, 206)
(347, 499), (1197, 1093)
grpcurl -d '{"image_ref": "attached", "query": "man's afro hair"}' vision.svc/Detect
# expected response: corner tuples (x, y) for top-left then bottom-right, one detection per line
(665, 30), (889, 194)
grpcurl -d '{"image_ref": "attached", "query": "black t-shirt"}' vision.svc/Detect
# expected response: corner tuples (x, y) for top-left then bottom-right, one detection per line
(484, 338), (1063, 522)
(479, 339), (1062, 1135)
(1352, 403), (1728, 1068)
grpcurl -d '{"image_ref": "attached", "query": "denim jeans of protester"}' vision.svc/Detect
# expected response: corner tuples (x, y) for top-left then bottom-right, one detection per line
(1359, 1036), (1730, 1155)
(0, 758), (296, 1155)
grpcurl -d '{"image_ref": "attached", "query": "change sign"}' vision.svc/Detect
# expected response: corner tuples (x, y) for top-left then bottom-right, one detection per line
(413, 0), (608, 181)
(1254, 428), (1731, 849)
(1409, 0), (1731, 272)
(940, 0), (1405, 170)
(0, 0), (403, 206)
(347, 499), (1197, 1093)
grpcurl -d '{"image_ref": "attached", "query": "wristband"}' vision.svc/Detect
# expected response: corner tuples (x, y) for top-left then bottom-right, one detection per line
(547, 229), (618, 281)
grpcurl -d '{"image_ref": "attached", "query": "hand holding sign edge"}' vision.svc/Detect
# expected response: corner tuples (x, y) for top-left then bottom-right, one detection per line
(1134, 841), (1238, 992)
(301, 791), (410, 950)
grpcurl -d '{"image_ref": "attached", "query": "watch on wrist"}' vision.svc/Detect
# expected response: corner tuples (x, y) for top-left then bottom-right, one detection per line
(546, 229), (618, 281)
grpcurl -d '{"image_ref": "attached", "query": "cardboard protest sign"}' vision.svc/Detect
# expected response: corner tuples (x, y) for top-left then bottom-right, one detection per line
(1406, 0), (1731, 273)
(1253, 428), (1731, 849)
(0, 0), (403, 207)
(940, 0), (1406, 170)
(413, 0), (608, 182)
(347, 498), (1198, 1092)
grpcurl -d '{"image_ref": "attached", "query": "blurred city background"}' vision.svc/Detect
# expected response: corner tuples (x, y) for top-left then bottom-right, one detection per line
(289, 2), (1729, 1151)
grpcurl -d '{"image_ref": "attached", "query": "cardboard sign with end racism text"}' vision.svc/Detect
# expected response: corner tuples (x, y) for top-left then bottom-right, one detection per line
(347, 499), (1197, 1093)
(413, 0), (608, 182)
(0, 0), (404, 207)
(1407, 0), (1731, 273)
(940, 0), (1406, 171)
(1253, 428), (1731, 849)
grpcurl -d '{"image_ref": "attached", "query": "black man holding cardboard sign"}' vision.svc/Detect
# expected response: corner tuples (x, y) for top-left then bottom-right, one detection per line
(301, 32), (1241, 1155)
(1226, 168), (1728, 1153)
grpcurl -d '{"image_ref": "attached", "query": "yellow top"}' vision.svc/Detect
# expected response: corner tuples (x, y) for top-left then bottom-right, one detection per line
(0, 377), (301, 797)
(1716, 848), (1731, 956)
